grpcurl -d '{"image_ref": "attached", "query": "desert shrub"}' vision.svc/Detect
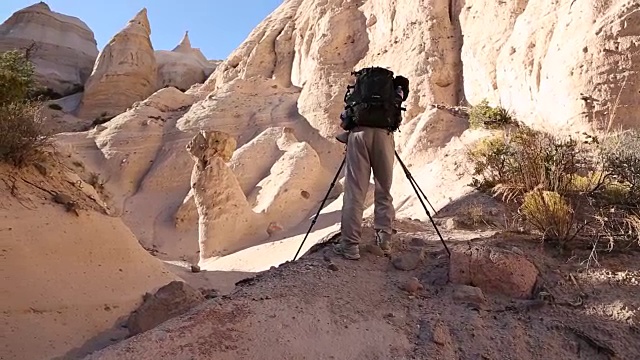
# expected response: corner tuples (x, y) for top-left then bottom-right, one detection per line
(599, 130), (640, 204)
(468, 99), (516, 129)
(467, 123), (640, 251)
(468, 126), (592, 200)
(520, 190), (577, 243)
(0, 50), (50, 166)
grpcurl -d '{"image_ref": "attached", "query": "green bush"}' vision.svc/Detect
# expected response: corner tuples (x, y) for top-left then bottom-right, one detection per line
(468, 99), (516, 129)
(0, 50), (37, 105)
(0, 50), (50, 167)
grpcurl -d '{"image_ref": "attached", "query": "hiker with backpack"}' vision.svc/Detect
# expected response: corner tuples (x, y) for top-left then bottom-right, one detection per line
(333, 67), (409, 260)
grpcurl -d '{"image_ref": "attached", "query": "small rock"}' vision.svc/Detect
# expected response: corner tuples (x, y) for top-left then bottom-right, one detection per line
(33, 162), (49, 176)
(267, 222), (283, 236)
(392, 252), (422, 271)
(409, 237), (426, 248)
(190, 264), (200, 273)
(328, 263), (339, 271)
(444, 216), (474, 230)
(199, 288), (219, 299)
(453, 285), (488, 310)
(323, 249), (331, 262)
(449, 245), (539, 299)
(53, 193), (73, 205)
(511, 246), (524, 256)
(403, 277), (423, 294)
(432, 321), (450, 345)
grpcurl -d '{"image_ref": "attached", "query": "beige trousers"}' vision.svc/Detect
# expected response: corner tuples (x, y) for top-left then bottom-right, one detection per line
(341, 126), (395, 246)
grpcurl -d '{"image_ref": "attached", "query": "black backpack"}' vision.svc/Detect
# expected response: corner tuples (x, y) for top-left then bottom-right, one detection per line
(342, 67), (406, 132)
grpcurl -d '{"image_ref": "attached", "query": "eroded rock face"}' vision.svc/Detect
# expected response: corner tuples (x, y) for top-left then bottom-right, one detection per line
(449, 245), (539, 299)
(156, 31), (221, 91)
(187, 130), (268, 260)
(88, 87), (194, 209)
(459, 0), (640, 132)
(0, 2), (99, 96)
(76, 8), (157, 120)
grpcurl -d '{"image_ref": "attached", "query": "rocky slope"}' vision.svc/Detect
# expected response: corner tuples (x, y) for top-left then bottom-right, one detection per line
(0, 2), (99, 96)
(83, 219), (640, 360)
(458, 0), (640, 132)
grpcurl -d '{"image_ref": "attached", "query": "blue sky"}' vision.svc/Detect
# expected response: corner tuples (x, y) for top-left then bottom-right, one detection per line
(1, 0), (283, 60)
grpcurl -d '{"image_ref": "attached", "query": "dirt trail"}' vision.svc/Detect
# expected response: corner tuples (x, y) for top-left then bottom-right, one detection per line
(83, 219), (640, 360)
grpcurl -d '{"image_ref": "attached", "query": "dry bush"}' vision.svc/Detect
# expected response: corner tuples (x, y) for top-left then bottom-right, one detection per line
(0, 101), (51, 166)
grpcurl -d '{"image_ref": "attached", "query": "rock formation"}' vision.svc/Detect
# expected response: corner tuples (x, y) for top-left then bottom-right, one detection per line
(186, 130), (268, 260)
(0, 2), (99, 96)
(90, 87), (194, 206)
(155, 31), (221, 91)
(76, 8), (157, 120)
(50, 0), (640, 270)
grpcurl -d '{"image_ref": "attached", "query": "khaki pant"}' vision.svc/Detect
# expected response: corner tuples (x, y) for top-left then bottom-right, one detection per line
(341, 126), (395, 246)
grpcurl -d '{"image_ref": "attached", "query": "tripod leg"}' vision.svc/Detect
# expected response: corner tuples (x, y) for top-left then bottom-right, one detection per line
(394, 151), (437, 214)
(394, 151), (451, 257)
(292, 154), (346, 261)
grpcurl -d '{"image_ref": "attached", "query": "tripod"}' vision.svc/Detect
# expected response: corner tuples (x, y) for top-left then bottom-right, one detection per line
(292, 149), (451, 261)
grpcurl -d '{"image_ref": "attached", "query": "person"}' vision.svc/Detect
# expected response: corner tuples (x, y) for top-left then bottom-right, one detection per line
(333, 75), (407, 260)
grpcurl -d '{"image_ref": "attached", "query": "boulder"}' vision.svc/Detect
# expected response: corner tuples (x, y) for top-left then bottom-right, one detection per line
(449, 245), (539, 299)
(76, 8), (157, 120)
(0, 2), (99, 96)
(126, 280), (205, 336)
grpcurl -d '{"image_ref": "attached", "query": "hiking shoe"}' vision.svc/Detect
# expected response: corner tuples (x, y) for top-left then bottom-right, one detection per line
(333, 242), (360, 260)
(375, 230), (392, 253)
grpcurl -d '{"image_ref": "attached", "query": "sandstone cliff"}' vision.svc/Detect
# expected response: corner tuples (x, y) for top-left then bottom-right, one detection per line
(76, 8), (157, 120)
(0, 2), (98, 96)
(458, 0), (640, 132)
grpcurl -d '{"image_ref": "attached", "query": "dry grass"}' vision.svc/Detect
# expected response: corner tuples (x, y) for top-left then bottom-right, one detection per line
(520, 190), (577, 244)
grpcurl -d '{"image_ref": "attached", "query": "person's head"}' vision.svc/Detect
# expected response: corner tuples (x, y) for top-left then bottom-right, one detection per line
(393, 76), (410, 101)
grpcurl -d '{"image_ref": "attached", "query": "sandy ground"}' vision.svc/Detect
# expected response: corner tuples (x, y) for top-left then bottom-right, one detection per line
(0, 162), (178, 360)
(82, 217), (640, 360)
